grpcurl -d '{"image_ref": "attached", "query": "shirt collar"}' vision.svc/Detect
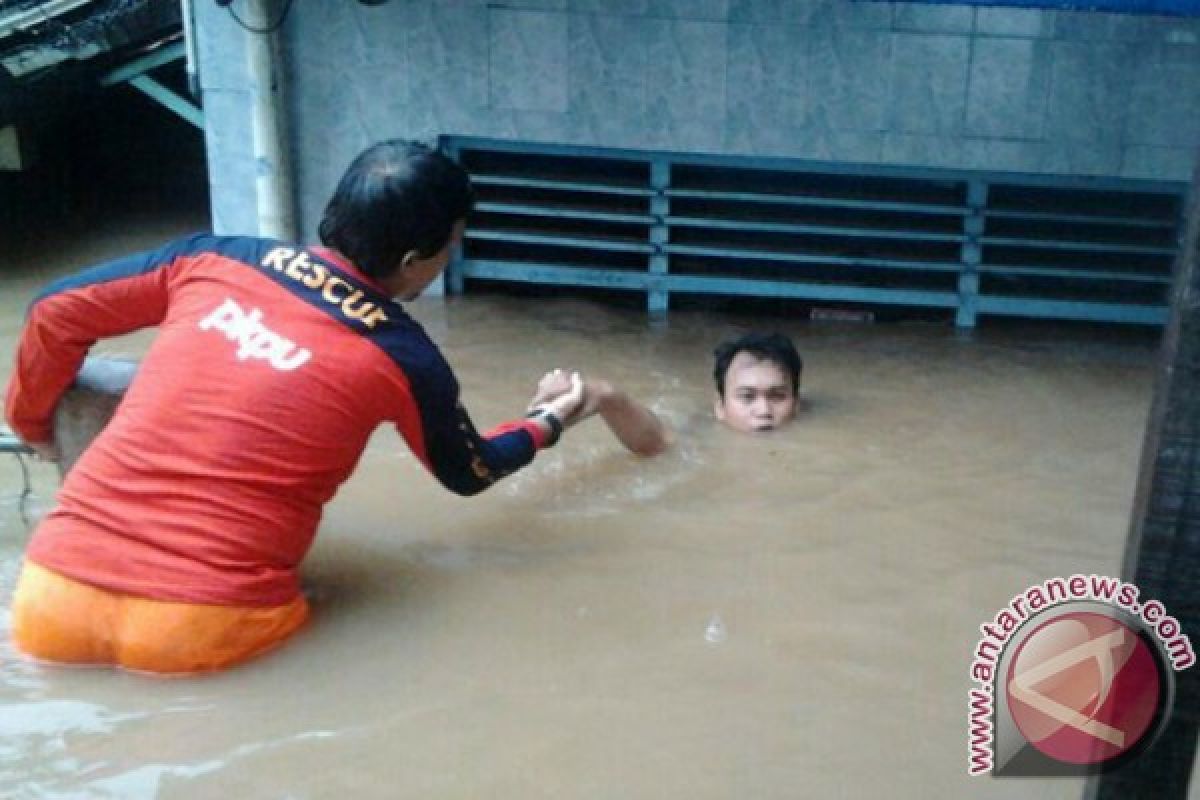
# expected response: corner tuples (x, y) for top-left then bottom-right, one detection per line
(310, 246), (392, 297)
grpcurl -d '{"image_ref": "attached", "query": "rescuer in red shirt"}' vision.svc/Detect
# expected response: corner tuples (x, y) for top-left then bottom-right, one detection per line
(4, 140), (590, 674)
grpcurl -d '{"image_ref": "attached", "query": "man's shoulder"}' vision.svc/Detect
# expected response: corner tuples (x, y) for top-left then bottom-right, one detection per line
(169, 233), (279, 266)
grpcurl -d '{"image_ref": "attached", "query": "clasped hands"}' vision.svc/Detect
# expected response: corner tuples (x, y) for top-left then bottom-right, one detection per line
(527, 368), (609, 428)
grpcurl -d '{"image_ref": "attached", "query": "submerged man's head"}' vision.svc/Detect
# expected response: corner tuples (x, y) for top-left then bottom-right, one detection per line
(712, 333), (802, 433)
(318, 140), (474, 300)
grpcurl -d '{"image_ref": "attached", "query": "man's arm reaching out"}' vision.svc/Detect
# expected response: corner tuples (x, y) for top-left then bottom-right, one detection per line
(531, 371), (667, 457)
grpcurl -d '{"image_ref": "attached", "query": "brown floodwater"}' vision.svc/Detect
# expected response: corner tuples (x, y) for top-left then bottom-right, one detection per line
(0, 211), (1176, 798)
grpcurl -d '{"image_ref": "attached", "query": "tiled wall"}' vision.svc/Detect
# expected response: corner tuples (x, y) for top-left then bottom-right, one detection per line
(196, 1), (1200, 237)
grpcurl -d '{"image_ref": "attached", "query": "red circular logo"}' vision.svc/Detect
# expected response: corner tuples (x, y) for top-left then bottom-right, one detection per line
(1005, 611), (1163, 765)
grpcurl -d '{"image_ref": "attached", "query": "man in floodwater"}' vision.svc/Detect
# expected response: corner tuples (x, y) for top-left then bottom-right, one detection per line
(4, 140), (604, 675)
(711, 332), (802, 433)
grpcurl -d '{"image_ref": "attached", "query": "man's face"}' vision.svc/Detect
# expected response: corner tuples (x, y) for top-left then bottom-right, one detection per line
(714, 352), (798, 433)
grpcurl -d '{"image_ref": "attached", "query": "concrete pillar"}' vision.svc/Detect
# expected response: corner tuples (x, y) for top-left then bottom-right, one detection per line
(193, 0), (295, 238)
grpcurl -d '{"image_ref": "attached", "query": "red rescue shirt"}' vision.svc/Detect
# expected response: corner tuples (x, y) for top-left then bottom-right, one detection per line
(5, 235), (548, 606)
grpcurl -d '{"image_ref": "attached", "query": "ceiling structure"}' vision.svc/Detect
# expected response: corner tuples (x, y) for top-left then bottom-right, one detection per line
(0, 0), (189, 130)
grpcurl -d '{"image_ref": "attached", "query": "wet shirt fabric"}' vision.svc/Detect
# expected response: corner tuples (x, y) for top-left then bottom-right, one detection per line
(5, 234), (548, 607)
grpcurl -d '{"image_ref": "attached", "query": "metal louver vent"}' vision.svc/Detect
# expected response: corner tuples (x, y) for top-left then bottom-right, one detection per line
(445, 138), (1187, 328)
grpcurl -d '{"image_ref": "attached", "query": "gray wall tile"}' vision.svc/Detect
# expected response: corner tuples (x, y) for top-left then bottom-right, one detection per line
(285, 3), (413, 125)
(892, 5), (974, 34)
(646, 0), (729, 20)
(568, 83), (650, 144)
(882, 133), (967, 169)
(285, 2), (416, 96)
(341, 3), (412, 71)
(726, 118), (881, 161)
(285, 38), (347, 112)
(645, 107), (725, 153)
(729, 0), (889, 27)
(390, 102), (528, 144)
(799, 27), (891, 131)
(888, 33), (970, 135)
(728, 0), (789, 23)
(974, 7), (1054, 38)
(965, 37), (1051, 139)
(442, 107), (521, 140)
(1125, 44), (1200, 148)
(513, 111), (575, 144)
(1055, 11), (1151, 42)
(1044, 42), (1134, 145)
(1038, 140), (1122, 176)
(723, 115), (793, 155)
(407, 2), (490, 110)
(378, 103), (440, 144)
(566, 107), (656, 148)
(489, 10), (569, 112)
(815, 127), (885, 162)
(646, 19), (727, 122)
(569, 0), (647, 14)
(283, 6), (413, 141)
(1122, 146), (1199, 181)
(570, 13), (648, 93)
(823, 0), (893, 29)
(418, 92), (490, 138)
(962, 138), (1039, 173)
(727, 24), (804, 129)
(499, 0), (568, 9)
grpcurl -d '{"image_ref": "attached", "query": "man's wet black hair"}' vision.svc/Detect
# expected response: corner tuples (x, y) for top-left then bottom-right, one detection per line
(712, 332), (803, 398)
(318, 140), (475, 281)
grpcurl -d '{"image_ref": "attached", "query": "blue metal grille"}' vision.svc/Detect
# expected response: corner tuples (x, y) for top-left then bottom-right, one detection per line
(444, 138), (1188, 328)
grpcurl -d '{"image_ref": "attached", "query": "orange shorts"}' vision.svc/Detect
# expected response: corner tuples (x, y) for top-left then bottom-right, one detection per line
(10, 561), (309, 675)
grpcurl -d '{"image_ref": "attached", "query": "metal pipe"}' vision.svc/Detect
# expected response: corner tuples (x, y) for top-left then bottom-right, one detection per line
(180, 0), (199, 97)
(245, 0), (296, 241)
